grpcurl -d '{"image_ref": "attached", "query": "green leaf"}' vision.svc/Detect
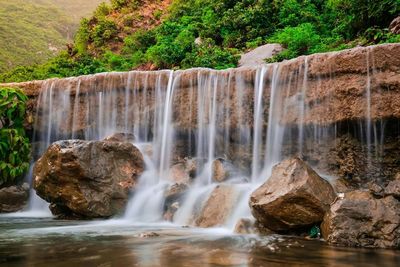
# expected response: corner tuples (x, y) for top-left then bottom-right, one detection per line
(0, 87), (31, 185)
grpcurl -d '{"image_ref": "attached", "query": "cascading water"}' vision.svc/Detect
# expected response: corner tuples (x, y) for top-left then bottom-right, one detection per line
(25, 45), (389, 228)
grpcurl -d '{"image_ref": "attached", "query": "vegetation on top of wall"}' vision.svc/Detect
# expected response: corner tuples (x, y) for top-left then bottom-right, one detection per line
(0, 88), (31, 187)
(0, 0), (399, 82)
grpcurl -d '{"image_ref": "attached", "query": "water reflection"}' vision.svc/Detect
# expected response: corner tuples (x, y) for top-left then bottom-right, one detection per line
(0, 218), (399, 267)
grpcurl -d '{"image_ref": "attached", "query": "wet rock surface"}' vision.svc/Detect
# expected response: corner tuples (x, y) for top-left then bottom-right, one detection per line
(5, 44), (400, 137)
(33, 140), (145, 218)
(384, 174), (400, 198)
(163, 183), (188, 221)
(233, 218), (257, 234)
(168, 163), (192, 185)
(211, 158), (230, 182)
(3, 44), (400, 189)
(321, 190), (400, 248)
(250, 158), (336, 232)
(103, 133), (136, 143)
(195, 185), (237, 228)
(0, 183), (29, 213)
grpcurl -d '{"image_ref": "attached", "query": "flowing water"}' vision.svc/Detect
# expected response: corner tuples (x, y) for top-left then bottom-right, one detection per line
(1, 217), (400, 267)
(26, 49), (388, 226)
(4, 48), (399, 265)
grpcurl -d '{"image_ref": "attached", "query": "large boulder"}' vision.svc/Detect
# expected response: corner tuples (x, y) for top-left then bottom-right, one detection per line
(249, 158), (336, 232)
(321, 190), (400, 248)
(239, 44), (283, 67)
(0, 183), (29, 213)
(389, 16), (400, 34)
(195, 185), (237, 227)
(33, 140), (145, 218)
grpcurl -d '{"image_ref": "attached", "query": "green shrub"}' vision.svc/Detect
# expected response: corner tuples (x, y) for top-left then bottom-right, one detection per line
(0, 88), (31, 187)
(328, 0), (400, 38)
(92, 19), (118, 47)
(182, 39), (239, 69)
(269, 23), (322, 59)
(145, 22), (195, 68)
(94, 2), (112, 17)
(123, 29), (156, 53)
(75, 19), (91, 54)
(102, 51), (131, 71)
(111, 0), (129, 9)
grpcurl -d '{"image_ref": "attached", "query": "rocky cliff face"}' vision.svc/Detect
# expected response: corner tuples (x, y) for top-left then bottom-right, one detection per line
(3, 43), (400, 188)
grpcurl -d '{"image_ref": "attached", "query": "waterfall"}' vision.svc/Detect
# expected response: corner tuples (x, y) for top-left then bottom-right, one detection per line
(25, 45), (391, 227)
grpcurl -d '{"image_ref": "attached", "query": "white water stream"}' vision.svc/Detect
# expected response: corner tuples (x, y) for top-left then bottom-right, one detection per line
(23, 49), (380, 229)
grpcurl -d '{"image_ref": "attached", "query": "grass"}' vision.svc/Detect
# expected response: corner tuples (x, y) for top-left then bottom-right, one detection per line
(0, 0), (105, 72)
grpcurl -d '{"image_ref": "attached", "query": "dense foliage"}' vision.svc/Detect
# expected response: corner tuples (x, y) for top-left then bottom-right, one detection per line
(0, 88), (31, 187)
(1, 0), (399, 82)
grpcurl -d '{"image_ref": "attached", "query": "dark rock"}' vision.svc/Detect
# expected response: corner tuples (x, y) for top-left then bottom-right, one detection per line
(163, 183), (188, 221)
(250, 158), (336, 232)
(164, 183), (188, 205)
(163, 202), (180, 222)
(385, 180), (400, 198)
(253, 221), (276, 235)
(368, 181), (385, 197)
(33, 140), (145, 219)
(321, 190), (400, 248)
(185, 158), (199, 179)
(49, 204), (81, 220)
(0, 183), (29, 213)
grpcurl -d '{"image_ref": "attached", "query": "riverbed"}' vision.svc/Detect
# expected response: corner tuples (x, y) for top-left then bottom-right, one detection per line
(1, 217), (399, 267)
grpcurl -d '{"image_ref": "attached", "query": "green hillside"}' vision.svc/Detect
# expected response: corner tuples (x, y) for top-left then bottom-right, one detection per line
(52, 0), (106, 20)
(0, 0), (104, 72)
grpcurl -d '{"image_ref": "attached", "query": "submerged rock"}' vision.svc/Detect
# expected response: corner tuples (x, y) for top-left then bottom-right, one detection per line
(321, 190), (400, 248)
(234, 218), (257, 234)
(195, 185), (237, 227)
(136, 232), (160, 238)
(249, 158), (336, 232)
(34, 140), (145, 218)
(0, 183), (29, 213)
